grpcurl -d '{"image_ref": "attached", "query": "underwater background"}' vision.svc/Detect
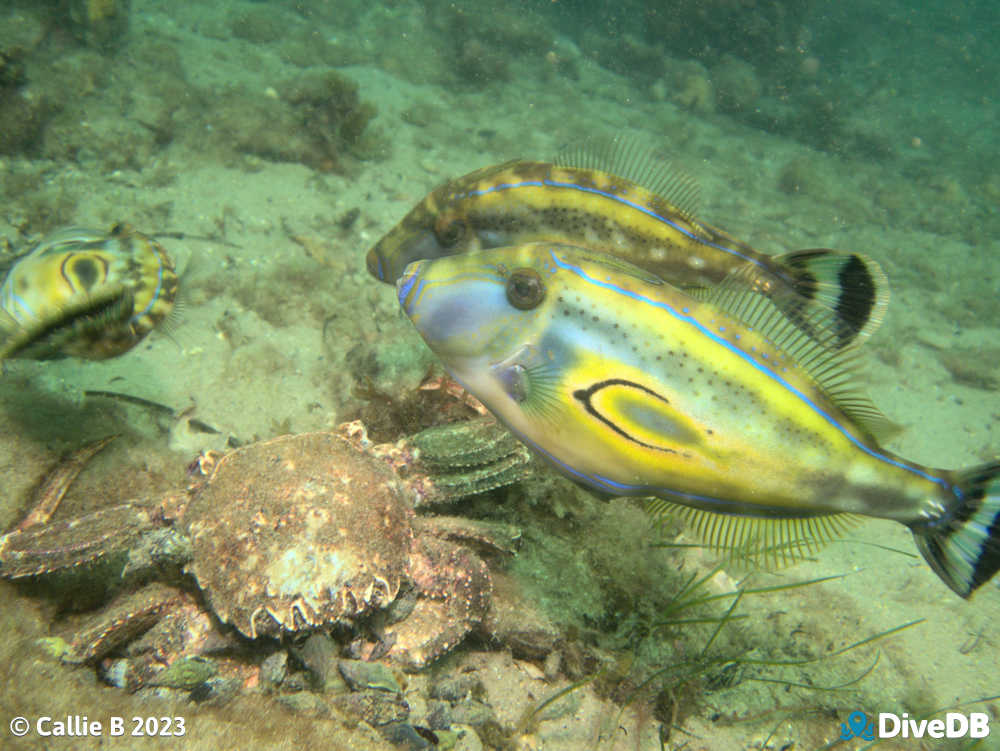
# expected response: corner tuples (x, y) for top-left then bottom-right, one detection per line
(0, 1), (998, 749)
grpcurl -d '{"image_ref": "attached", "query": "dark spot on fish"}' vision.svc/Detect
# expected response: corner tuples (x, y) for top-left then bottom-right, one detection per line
(67, 255), (99, 290)
(838, 254), (876, 345)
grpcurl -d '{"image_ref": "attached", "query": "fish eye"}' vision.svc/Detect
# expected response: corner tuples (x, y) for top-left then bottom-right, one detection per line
(505, 268), (545, 310)
(435, 216), (466, 248)
(69, 256), (100, 290)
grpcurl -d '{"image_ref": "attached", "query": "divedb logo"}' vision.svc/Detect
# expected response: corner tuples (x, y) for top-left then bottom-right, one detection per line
(840, 710), (991, 741)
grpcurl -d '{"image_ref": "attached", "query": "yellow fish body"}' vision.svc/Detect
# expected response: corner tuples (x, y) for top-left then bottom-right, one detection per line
(369, 143), (889, 349)
(398, 243), (1000, 598)
(0, 223), (179, 360)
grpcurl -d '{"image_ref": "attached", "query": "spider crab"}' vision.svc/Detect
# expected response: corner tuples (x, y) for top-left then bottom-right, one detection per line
(0, 418), (533, 688)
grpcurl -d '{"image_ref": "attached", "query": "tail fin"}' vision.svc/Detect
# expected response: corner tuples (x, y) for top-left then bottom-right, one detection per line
(772, 249), (890, 351)
(911, 462), (1000, 598)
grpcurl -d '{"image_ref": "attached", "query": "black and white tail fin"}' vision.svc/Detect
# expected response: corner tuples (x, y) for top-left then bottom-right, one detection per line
(911, 462), (1000, 597)
(772, 249), (890, 351)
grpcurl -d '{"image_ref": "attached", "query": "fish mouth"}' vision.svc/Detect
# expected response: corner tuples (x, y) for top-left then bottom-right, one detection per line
(370, 227), (445, 285)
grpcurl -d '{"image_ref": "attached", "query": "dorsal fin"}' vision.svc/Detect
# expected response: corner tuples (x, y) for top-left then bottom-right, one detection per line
(703, 265), (900, 442)
(553, 136), (701, 221)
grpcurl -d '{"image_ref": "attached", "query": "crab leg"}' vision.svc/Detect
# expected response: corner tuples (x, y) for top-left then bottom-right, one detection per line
(44, 582), (187, 664)
(347, 417), (537, 507)
(0, 503), (157, 578)
(14, 435), (118, 532)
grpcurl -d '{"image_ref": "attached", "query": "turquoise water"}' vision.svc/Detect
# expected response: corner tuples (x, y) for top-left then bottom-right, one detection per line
(0, 1), (997, 749)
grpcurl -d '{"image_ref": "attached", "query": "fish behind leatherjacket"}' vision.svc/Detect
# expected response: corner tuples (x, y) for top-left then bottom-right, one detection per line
(368, 139), (889, 350)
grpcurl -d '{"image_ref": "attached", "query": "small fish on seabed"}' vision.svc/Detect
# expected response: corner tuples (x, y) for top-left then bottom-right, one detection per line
(398, 243), (1000, 598)
(0, 223), (179, 360)
(368, 139), (889, 350)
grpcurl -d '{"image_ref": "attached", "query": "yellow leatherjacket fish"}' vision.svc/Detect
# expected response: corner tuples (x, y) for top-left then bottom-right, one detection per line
(398, 243), (1000, 598)
(0, 223), (179, 360)
(369, 141), (890, 350)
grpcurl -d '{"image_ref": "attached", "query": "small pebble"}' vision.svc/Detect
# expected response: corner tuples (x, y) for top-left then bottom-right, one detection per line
(429, 673), (480, 703)
(449, 699), (493, 727)
(152, 656), (217, 689)
(189, 675), (241, 706)
(339, 658), (402, 693)
(293, 633), (340, 690)
(260, 651), (288, 689)
(424, 699), (452, 730)
(332, 689), (410, 726)
(277, 691), (330, 715)
(543, 651), (561, 681)
(379, 722), (433, 750)
(451, 725), (483, 751)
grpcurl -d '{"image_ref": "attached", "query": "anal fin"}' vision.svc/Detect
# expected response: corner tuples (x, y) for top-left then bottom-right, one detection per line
(646, 497), (862, 568)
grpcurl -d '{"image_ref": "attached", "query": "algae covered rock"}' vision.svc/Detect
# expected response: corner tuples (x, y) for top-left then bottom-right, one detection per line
(204, 68), (380, 172)
(281, 69), (378, 151)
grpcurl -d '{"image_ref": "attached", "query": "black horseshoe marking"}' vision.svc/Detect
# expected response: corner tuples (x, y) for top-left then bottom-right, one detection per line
(572, 378), (678, 453)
